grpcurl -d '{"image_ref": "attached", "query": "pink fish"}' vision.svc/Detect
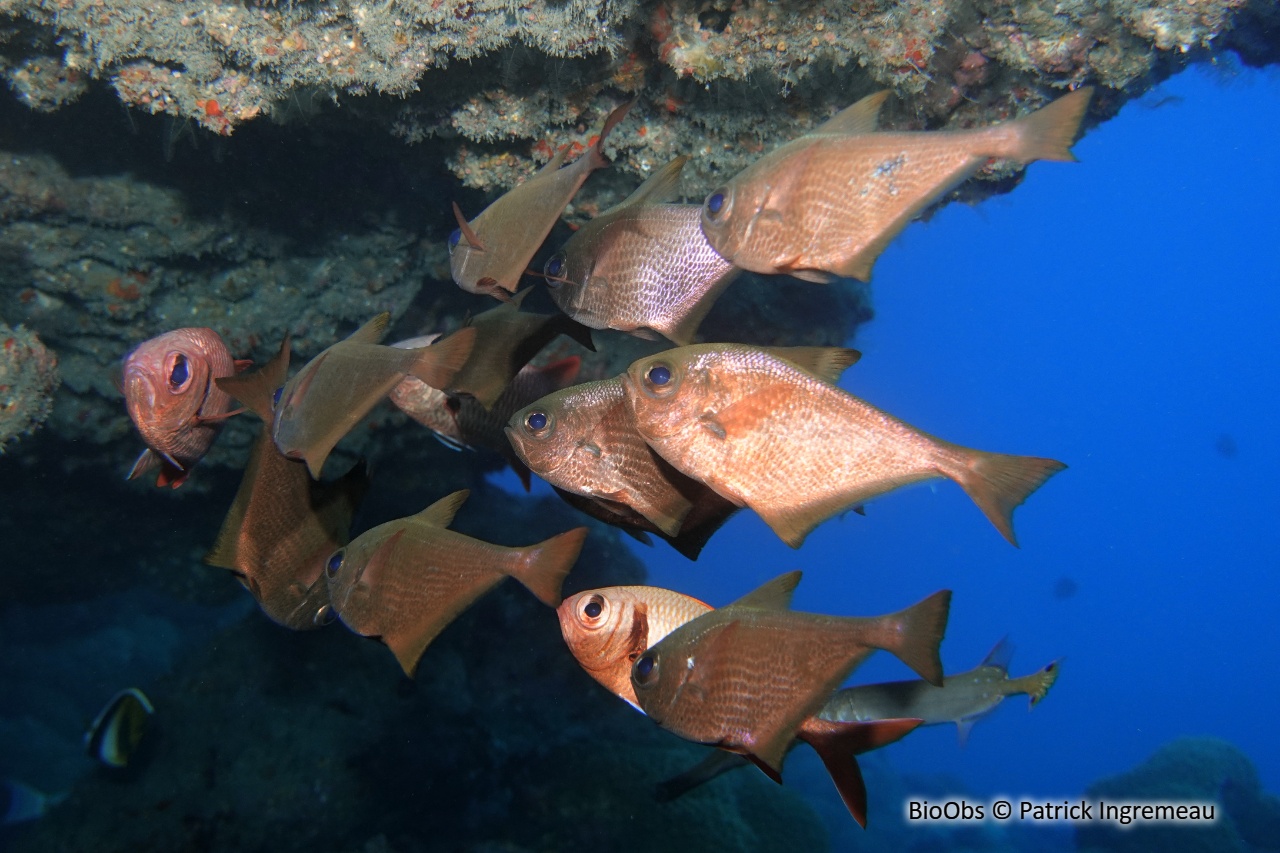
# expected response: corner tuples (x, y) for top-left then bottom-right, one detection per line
(122, 327), (246, 488)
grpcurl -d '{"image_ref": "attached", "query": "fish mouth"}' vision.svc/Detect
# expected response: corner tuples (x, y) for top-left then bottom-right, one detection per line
(122, 371), (158, 412)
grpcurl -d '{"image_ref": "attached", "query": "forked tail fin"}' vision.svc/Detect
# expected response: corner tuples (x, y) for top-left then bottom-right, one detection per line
(871, 590), (951, 686)
(1010, 87), (1093, 162)
(948, 448), (1066, 547)
(1019, 659), (1062, 708)
(407, 326), (477, 390)
(509, 527), (588, 606)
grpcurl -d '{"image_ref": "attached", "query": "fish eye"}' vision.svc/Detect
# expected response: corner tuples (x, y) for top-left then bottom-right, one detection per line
(525, 410), (550, 435)
(272, 387), (283, 408)
(448, 228), (461, 251)
(634, 653), (658, 686)
(645, 364), (672, 388)
(325, 550), (344, 578)
(544, 253), (566, 283)
(313, 605), (335, 626)
(168, 353), (190, 390)
(704, 189), (727, 218)
(579, 594), (606, 625)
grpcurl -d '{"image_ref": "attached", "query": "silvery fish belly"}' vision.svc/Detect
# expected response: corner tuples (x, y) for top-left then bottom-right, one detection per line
(621, 344), (1064, 548)
(546, 204), (738, 345)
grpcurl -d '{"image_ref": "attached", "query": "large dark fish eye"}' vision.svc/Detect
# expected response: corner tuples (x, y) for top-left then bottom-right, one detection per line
(448, 228), (461, 250)
(544, 253), (566, 283)
(325, 550), (344, 578)
(634, 654), (658, 685)
(313, 605), (335, 626)
(525, 410), (549, 434)
(272, 387), (283, 408)
(705, 190), (727, 217)
(582, 595), (604, 620)
(646, 364), (672, 388)
(168, 353), (190, 390)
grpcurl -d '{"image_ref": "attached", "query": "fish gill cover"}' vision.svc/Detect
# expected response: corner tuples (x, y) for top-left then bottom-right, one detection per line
(1, 0), (1279, 850)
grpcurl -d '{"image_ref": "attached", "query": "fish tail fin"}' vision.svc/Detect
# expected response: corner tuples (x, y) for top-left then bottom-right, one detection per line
(653, 751), (751, 802)
(948, 449), (1066, 547)
(407, 326), (477, 390)
(1020, 659), (1062, 708)
(510, 527), (588, 606)
(587, 100), (634, 170)
(1010, 87), (1092, 162)
(874, 589), (951, 686)
(799, 718), (924, 828)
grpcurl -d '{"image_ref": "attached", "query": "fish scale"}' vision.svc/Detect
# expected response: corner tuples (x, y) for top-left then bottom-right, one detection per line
(549, 204), (738, 344)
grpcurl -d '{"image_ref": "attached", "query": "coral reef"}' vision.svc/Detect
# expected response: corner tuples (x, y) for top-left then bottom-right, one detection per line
(1077, 736), (1279, 853)
(0, 318), (58, 451)
(0, 0), (1265, 203)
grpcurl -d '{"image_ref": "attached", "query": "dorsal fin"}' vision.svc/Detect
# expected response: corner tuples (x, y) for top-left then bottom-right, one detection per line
(725, 571), (802, 611)
(814, 90), (891, 136)
(411, 489), (470, 529)
(451, 201), (487, 252)
(614, 156), (688, 211)
(764, 346), (861, 384)
(348, 313), (391, 345)
(980, 636), (1014, 672)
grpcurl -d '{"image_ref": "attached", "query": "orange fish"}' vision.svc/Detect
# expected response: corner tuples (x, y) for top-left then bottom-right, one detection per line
(560, 580), (930, 824)
(542, 157), (740, 345)
(122, 327), (247, 488)
(557, 584), (713, 711)
(622, 344), (1064, 547)
(324, 489), (586, 676)
(628, 572), (943, 826)
(507, 346), (858, 540)
(449, 102), (633, 300)
(389, 343), (582, 490)
(269, 314), (475, 478)
(208, 337), (369, 630)
(700, 87), (1092, 282)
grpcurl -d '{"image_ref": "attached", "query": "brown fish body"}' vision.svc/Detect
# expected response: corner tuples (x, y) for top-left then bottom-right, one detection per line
(122, 327), (238, 488)
(271, 314), (475, 478)
(701, 88), (1092, 282)
(444, 289), (595, 409)
(505, 377), (702, 537)
(630, 574), (950, 774)
(208, 338), (369, 630)
(390, 350), (582, 488)
(557, 585), (713, 711)
(622, 344), (1064, 548)
(450, 103), (632, 299)
(544, 157), (739, 345)
(205, 428), (368, 630)
(564, 577), (930, 827)
(324, 489), (586, 675)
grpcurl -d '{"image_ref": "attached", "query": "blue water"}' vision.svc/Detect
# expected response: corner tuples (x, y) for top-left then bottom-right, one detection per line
(625, 59), (1280, 811)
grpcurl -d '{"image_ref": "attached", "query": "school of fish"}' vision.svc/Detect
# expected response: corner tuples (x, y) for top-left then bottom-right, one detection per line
(121, 87), (1089, 828)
